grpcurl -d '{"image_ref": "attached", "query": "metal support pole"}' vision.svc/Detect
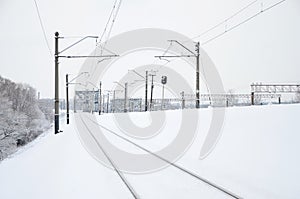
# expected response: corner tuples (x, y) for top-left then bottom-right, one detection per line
(99, 81), (102, 115)
(130, 101), (132, 112)
(66, 74), (69, 124)
(251, 92), (255, 105)
(102, 95), (105, 113)
(196, 42), (200, 109)
(94, 90), (97, 113)
(161, 84), (165, 110)
(91, 88), (94, 113)
(107, 93), (109, 113)
(155, 40), (199, 109)
(113, 90), (116, 113)
(54, 32), (60, 134)
(181, 91), (185, 109)
(150, 75), (154, 111)
(278, 96), (281, 104)
(145, 71), (148, 111)
(124, 83), (128, 112)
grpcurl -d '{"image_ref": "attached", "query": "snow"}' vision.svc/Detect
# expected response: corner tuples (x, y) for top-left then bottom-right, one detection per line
(0, 104), (299, 199)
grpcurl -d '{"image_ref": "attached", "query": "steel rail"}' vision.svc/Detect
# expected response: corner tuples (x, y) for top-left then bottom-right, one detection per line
(79, 114), (139, 199)
(82, 114), (242, 199)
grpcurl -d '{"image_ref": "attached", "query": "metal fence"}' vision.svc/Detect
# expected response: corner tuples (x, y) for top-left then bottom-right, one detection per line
(73, 90), (300, 113)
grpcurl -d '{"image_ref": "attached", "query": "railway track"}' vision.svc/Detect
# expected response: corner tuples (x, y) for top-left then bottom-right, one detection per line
(78, 113), (242, 199)
(80, 114), (139, 199)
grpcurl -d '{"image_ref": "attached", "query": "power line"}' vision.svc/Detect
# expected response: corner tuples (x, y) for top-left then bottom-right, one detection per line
(90, 0), (122, 78)
(98, 0), (122, 49)
(105, 0), (122, 43)
(201, 0), (287, 45)
(100, 0), (122, 56)
(155, 0), (257, 71)
(33, 0), (52, 57)
(190, 0), (259, 41)
(98, 0), (118, 44)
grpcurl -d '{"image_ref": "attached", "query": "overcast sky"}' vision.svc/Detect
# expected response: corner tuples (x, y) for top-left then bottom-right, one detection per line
(0, 0), (299, 98)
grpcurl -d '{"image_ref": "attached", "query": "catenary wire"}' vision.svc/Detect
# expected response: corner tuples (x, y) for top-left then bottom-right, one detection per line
(190, 0), (259, 41)
(201, 0), (287, 45)
(33, 0), (52, 57)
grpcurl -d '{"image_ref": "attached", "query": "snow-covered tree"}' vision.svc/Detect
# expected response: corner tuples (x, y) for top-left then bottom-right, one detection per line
(0, 76), (51, 161)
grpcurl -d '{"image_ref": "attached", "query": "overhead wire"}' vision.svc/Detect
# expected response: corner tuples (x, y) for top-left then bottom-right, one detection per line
(98, 0), (118, 45)
(94, 0), (286, 95)
(105, 0), (122, 44)
(179, 0), (286, 95)
(97, 0), (122, 54)
(201, 0), (287, 45)
(33, 0), (52, 57)
(190, 0), (259, 41)
(153, 42), (173, 69)
(157, 0), (287, 93)
(97, 0), (276, 86)
(91, 0), (122, 77)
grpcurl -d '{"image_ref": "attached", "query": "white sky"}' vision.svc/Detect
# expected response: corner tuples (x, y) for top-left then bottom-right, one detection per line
(0, 0), (299, 98)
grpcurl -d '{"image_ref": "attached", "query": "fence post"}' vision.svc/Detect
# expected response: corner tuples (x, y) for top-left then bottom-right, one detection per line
(251, 92), (255, 105)
(181, 91), (185, 109)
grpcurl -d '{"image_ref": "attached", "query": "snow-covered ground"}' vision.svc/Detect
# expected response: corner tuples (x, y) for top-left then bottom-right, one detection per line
(0, 104), (299, 199)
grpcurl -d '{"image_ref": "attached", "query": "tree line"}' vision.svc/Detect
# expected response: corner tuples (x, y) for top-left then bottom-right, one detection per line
(0, 76), (52, 161)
